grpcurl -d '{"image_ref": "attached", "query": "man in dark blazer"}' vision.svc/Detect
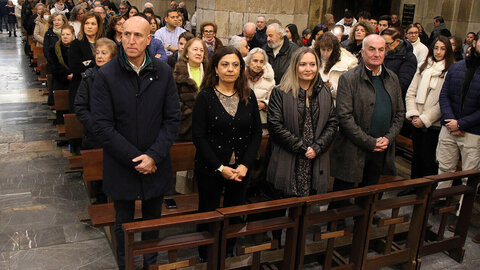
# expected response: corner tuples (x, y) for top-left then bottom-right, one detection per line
(330, 34), (404, 197)
(91, 15), (181, 270)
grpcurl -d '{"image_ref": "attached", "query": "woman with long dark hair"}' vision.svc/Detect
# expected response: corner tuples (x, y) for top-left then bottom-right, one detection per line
(285, 23), (303, 47)
(192, 46), (262, 260)
(307, 24), (328, 47)
(405, 36), (454, 179)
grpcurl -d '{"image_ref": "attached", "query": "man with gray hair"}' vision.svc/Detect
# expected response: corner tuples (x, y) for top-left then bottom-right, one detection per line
(263, 23), (298, 84)
(330, 34), (404, 204)
(144, 2), (154, 9)
(240, 22), (257, 48)
(229, 35), (249, 57)
(254, 15), (267, 48)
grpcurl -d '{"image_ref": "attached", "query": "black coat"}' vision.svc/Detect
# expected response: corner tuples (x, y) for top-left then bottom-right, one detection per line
(74, 66), (101, 149)
(192, 88), (262, 175)
(264, 36), (299, 84)
(43, 28), (60, 73)
(68, 38), (95, 112)
(253, 27), (267, 48)
(384, 39), (418, 98)
(47, 41), (71, 90)
(91, 50), (181, 201)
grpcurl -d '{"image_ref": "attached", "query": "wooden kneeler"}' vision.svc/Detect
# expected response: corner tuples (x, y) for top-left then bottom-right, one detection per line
(122, 211), (223, 270)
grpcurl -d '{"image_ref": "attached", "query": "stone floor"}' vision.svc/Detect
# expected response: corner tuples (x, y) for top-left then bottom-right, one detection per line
(0, 32), (478, 270)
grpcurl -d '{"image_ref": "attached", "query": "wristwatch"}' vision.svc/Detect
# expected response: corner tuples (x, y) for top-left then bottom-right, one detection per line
(215, 165), (224, 174)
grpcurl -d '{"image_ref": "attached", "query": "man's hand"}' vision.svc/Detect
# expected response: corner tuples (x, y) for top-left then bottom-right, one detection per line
(132, 154), (157, 174)
(412, 116), (425, 128)
(451, 130), (465, 137)
(233, 164), (248, 182)
(305, 146), (317, 159)
(155, 54), (161, 58)
(221, 166), (239, 181)
(445, 119), (459, 132)
(373, 137), (389, 152)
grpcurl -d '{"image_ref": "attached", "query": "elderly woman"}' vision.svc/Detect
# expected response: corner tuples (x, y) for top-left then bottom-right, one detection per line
(174, 38), (208, 141)
(199, 21), (223, 57)
(267, 46), (337, 198)
(192, 46), (262, 260)
(33, 5), (48, 46)
(48, 24), (75, 92)
(344, 20), (375, 59)
(244, 47), (275, 127)
(69, 5), (86, 37)
(228, 35), (249, 57)
(314, 32), (358, 103)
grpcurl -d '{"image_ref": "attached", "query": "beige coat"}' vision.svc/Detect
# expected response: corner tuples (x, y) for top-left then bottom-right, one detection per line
(248, 62), (275, 124)
(405, 59), (446, 128)
(319, 48), (358, 102)
(33, 17), (47, 46)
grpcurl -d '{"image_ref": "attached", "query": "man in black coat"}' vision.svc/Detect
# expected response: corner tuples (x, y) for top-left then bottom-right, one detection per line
(91, 15), (181, 270)
(253, 15), (267, 48)
(263, 23), (298, 84)
(428, 16), (451, 46)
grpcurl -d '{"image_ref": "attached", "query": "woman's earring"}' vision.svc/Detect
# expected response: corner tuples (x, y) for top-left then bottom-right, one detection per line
(215, 73), (218, 77)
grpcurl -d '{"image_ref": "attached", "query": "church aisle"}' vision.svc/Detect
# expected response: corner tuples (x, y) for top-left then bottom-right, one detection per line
(0, 34), (117, 270)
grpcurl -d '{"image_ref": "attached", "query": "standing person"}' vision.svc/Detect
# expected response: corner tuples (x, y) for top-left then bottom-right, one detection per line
(381, 27), (417, 98)
(344, 20), (375, 59)
(68, 11), (103, 112)
(285, 24), (303, 47)
(414, 22), (429, 46)
(252, 15), (267, 48)
(228, 35), (249, 57)
(199, 21), (223, 57)
(174, 38), (207, 141)
(241, 22), (257, 49)
(264, 23), (299, 84)
(449, 36), (464, 62)
(15, 0), (22, 38)
(144, 15), (167, 63)
(50, 0), (69, 17)
(377, 15), (390, 34)
(369, 17), (378, 32)
(192, 46), (262, 260)
(463, 32), (476, 56)
(91, 16), (180, 270)
(314, 32), (358, 104)
(154, 8), (185, 56)
(6, 1), (15, 37)
(428, 16), (451, 46)
(336, 9), (356, 38)
(106, 14), (126, 47)
(33, 7), (49, 46)
(245, 48), (275, 129)
(323, 13), (335, 31)
(0, 0), (8, 33)
(306, 24), (328, 48)
(330, 34), (405, 195)
(266, 47), (338, 198)
(391, 14), (401, 28)
(406, 24), (429, 67)
(69, 5), (86, 37)
(167, 31), (193, 69)
(127, 5), (138, 18)
(406, 36), (454, 179)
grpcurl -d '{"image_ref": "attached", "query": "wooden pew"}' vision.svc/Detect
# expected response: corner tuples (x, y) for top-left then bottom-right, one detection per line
(296, 186), (376, 270)
(123, 211), (223, 270)
(216, 197), (303, 270)
(53, 90), (69, 135)
(418, 170), (480, 266)
(362, 178), (432, 270)
(64, 113), (84, 170)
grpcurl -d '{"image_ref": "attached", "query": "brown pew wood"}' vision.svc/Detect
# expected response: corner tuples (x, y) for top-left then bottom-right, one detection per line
(64, 113), (83, 140)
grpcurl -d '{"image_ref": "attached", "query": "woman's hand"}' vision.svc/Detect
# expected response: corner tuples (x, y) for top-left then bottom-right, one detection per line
(412, 116), (424, 128)
(305, 147), (317, 159)
(257, 101), (266, 111)
(67, 73), (73, 80)
(221, 166), (239, 181)
(234, 164), (248, 182)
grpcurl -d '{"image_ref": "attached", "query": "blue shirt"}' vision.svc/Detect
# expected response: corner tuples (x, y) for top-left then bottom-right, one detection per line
(154, 26), (186, 56)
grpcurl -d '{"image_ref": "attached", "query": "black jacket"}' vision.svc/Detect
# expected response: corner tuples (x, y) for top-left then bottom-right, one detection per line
(253, 27), (267, 48)
(91, 50), (181, 200)
(384, 39), (417, 98)
(74, 66), (101, 149)
(192, 87), (262, 175)
(43, 28), (60, 73)
(264, 36), (299, 84)
(68, 38), (95, 111)
(48, 41), (71, 90)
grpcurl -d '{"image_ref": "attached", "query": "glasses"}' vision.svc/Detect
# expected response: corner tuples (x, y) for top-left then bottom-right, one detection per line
(203, 30), (215, 34)
(407, 31), (419, 35)
(385, 41), (395, 47)
(120, 7), (127, 10)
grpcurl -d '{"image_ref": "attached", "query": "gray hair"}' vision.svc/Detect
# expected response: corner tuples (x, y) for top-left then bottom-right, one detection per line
(243, 22), (256, 32)
(228, 35), (246, 50)
(362, 34), (385, 49)
(245, 47), (269, 65)
(257, 15), (266, 21)
(144, 2), (154, 8)
(267, 23), (286, 37)
(279, 47), (320, 98)
(69, 5), (86, 22)
(35, 3), (46, 9)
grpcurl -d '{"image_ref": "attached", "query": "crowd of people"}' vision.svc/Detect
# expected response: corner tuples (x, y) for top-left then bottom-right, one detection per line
(8, 1), (480, 269)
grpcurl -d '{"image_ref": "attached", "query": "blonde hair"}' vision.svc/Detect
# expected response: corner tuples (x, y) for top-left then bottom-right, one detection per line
(279, 47), (320, 98)
(95, 37), (118, 57)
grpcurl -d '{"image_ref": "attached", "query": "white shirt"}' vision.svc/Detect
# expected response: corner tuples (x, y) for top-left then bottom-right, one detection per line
(411, 38), (429, 67)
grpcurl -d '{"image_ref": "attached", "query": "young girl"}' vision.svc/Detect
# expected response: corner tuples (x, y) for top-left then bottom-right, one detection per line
(6, 1), (16, 37)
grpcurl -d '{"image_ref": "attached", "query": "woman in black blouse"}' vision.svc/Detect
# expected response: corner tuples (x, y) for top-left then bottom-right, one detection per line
(192, 46), (262, 260)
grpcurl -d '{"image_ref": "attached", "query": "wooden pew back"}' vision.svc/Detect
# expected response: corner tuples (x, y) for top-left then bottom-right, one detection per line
(53, 90), (69, 111)
(64, 113), (84, 140)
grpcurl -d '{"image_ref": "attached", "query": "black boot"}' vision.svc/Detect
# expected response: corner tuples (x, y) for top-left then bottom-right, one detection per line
(14, 30), (16, 37)
(8, 31), (11, 37)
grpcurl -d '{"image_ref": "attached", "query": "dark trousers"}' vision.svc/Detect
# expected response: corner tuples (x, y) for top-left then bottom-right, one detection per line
(411, 126), (440, 179)
(113, 196), (164, 270)
(331, 151), (386, 209)
(196, 168), (249, 258)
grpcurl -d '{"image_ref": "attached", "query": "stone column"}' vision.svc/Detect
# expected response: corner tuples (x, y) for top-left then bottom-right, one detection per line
(195, 0), (311, 43)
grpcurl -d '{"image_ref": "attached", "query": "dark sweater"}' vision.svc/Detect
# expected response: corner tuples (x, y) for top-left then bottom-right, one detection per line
(367, 68), (391, 137)
(192, 87), (262, 174)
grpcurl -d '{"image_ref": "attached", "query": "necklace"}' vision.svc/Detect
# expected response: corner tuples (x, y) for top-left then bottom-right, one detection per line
(214, 87), (237, 97)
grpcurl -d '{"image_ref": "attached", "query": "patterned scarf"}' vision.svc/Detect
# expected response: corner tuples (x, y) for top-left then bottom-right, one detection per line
(204, 37), (216, 55)
(246, 67), (264, 83)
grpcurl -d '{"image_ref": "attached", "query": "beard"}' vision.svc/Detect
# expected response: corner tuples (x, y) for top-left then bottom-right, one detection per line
(268, 39), (282, 49)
